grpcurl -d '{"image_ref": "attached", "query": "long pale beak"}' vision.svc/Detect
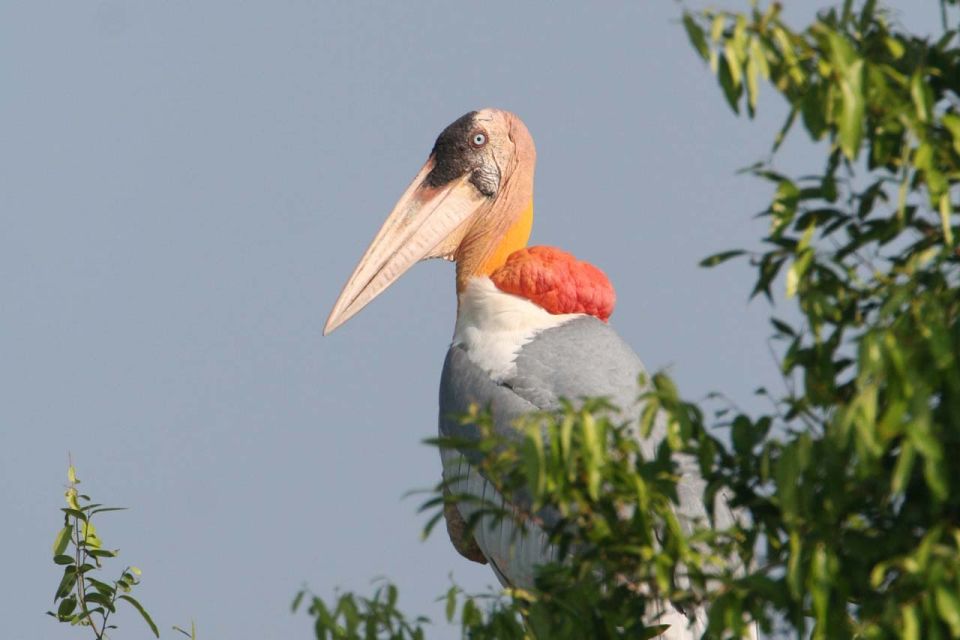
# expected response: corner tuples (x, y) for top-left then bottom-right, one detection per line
(324, 159), (487, 335)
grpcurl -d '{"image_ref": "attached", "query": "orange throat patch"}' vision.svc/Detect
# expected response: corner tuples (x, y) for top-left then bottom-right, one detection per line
(477, 201), (535, 276)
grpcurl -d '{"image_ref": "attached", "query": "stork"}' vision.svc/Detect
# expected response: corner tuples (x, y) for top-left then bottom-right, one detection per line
(325, 109), (727, 637)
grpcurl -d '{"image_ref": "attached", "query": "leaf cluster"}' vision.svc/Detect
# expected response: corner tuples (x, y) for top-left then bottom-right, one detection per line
(686, 1), (960, 637)
(48, 463), (159, 639)
(292, 582), (430, 640)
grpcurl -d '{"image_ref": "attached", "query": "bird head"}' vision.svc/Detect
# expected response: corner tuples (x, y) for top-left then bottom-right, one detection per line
(324, 109), (536, 335)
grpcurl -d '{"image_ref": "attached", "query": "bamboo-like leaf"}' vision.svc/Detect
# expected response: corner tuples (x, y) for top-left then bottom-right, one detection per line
(445, 586), (457, 623)
(746, 45), (760, 114)
(891, 440), (916, 495)
(910, 71), (932, 124)
(52, 526), (72, 557)
(718, 53), (742, 114)
(709, 13), (725, 44)
(683, 14), (709, 61)
(118, 594), (160, 638)
(581, 413), (601, 500)
(939, 192), (954, 247)
(902, 603), (920, 640)
(935, 587), (960, 637)
(942, 113), (960, 156)
(699, 249), (746, 267)
(291, 590), (305, 613)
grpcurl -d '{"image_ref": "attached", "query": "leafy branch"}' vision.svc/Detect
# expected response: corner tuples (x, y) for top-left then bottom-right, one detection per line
(48, 462), (159, 639)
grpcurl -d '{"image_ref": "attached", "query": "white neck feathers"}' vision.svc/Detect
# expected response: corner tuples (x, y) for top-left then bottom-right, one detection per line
(452, 277), (581, 382)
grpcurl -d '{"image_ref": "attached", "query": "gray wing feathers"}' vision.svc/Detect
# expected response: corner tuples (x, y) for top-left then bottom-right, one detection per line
(438, 317), (721, 637)
(509, 317), (646, 417)
(440, 446), (558, 588)
(439, 346), (540, 464)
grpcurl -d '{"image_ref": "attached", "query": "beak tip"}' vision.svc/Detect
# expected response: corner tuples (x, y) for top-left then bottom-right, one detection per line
(322, 310), (340, 336)
(324, 304), (355, 336)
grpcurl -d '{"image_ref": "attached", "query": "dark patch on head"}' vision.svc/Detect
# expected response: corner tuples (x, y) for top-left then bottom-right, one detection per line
(424, 111), (497, 196)
(469, 167), (498, 197)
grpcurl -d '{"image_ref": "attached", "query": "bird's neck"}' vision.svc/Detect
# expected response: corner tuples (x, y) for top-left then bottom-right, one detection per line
(455, 199), (534, 292)
(455, 123), (537, 293)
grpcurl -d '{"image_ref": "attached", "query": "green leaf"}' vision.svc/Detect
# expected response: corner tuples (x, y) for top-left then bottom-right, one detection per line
(936, 587), (960, 637)
(86, 577), (116, 595)
(785, 263), (800, 298)
(787, 531), (803, 599)
(771, 317), (795, 336)
(709, 13), (725, 44)
(53, 554), (75, 566)
(724, 41), (743, 90)
(54, 566), (78, 600)
(942, 113), (960, 156)
(52, 526), (72, 557)
(837, 59), (865, 160)
(746, 44), (760, 114)
(731, 416), (755, 454)
(89, 507), (127, 516)
(683, 14), (709, 61)
(902, 603), (920, 640)
(57, 596), (77, 619)
(891, 440), (916, 495)
(291, 590), (305, 613)
(61, 508), (87, 522)
(910, 71), (932, 124)
(785, 250), (812, 298)
(885, 36), (905, 59)
(924, 454), (949, 502)
(939, 192), (954, 247)
(85, 591), (116, 612)
(118, 594), (160, 638)
(699, 249), (745, 267)
(445, 585), (457, 623)
(639, 397), (660, 439)
(581, 413), (602, 500)
(640, 624), (672, 639)
(810, 545), (831, 629)
(80, 521), (101, 549)
(718, 53), (742, 114)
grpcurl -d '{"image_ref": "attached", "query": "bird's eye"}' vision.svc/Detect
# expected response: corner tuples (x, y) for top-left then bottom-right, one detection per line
(470, 132), (487, 148)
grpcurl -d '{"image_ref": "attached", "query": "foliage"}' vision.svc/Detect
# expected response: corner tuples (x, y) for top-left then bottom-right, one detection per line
(292, 582), (430, 640)
(298, 0), (960, 637)
(422, 400), (750, 638)
(685, 0), (960, 636)
(48, 462), (160, 638)
(299, 400), (752, 639)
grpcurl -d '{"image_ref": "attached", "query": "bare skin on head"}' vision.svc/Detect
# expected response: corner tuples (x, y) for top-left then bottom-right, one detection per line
(324, 109), (537, 335)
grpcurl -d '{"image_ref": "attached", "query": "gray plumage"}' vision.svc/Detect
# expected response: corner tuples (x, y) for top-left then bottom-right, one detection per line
(439, 316), (730, 636)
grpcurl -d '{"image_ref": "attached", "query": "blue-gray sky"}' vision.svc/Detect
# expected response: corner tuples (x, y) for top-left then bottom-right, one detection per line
(1, 2), (942, 639)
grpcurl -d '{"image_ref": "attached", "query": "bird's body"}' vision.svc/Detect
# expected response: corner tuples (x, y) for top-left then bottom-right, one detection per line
(439, 275), (715, 638)
(325, 109), (723, 638)
(440, 278), (648, 584)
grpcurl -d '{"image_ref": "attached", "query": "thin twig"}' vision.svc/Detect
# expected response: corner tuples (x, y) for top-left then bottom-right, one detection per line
(74, 515), (102, 638)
